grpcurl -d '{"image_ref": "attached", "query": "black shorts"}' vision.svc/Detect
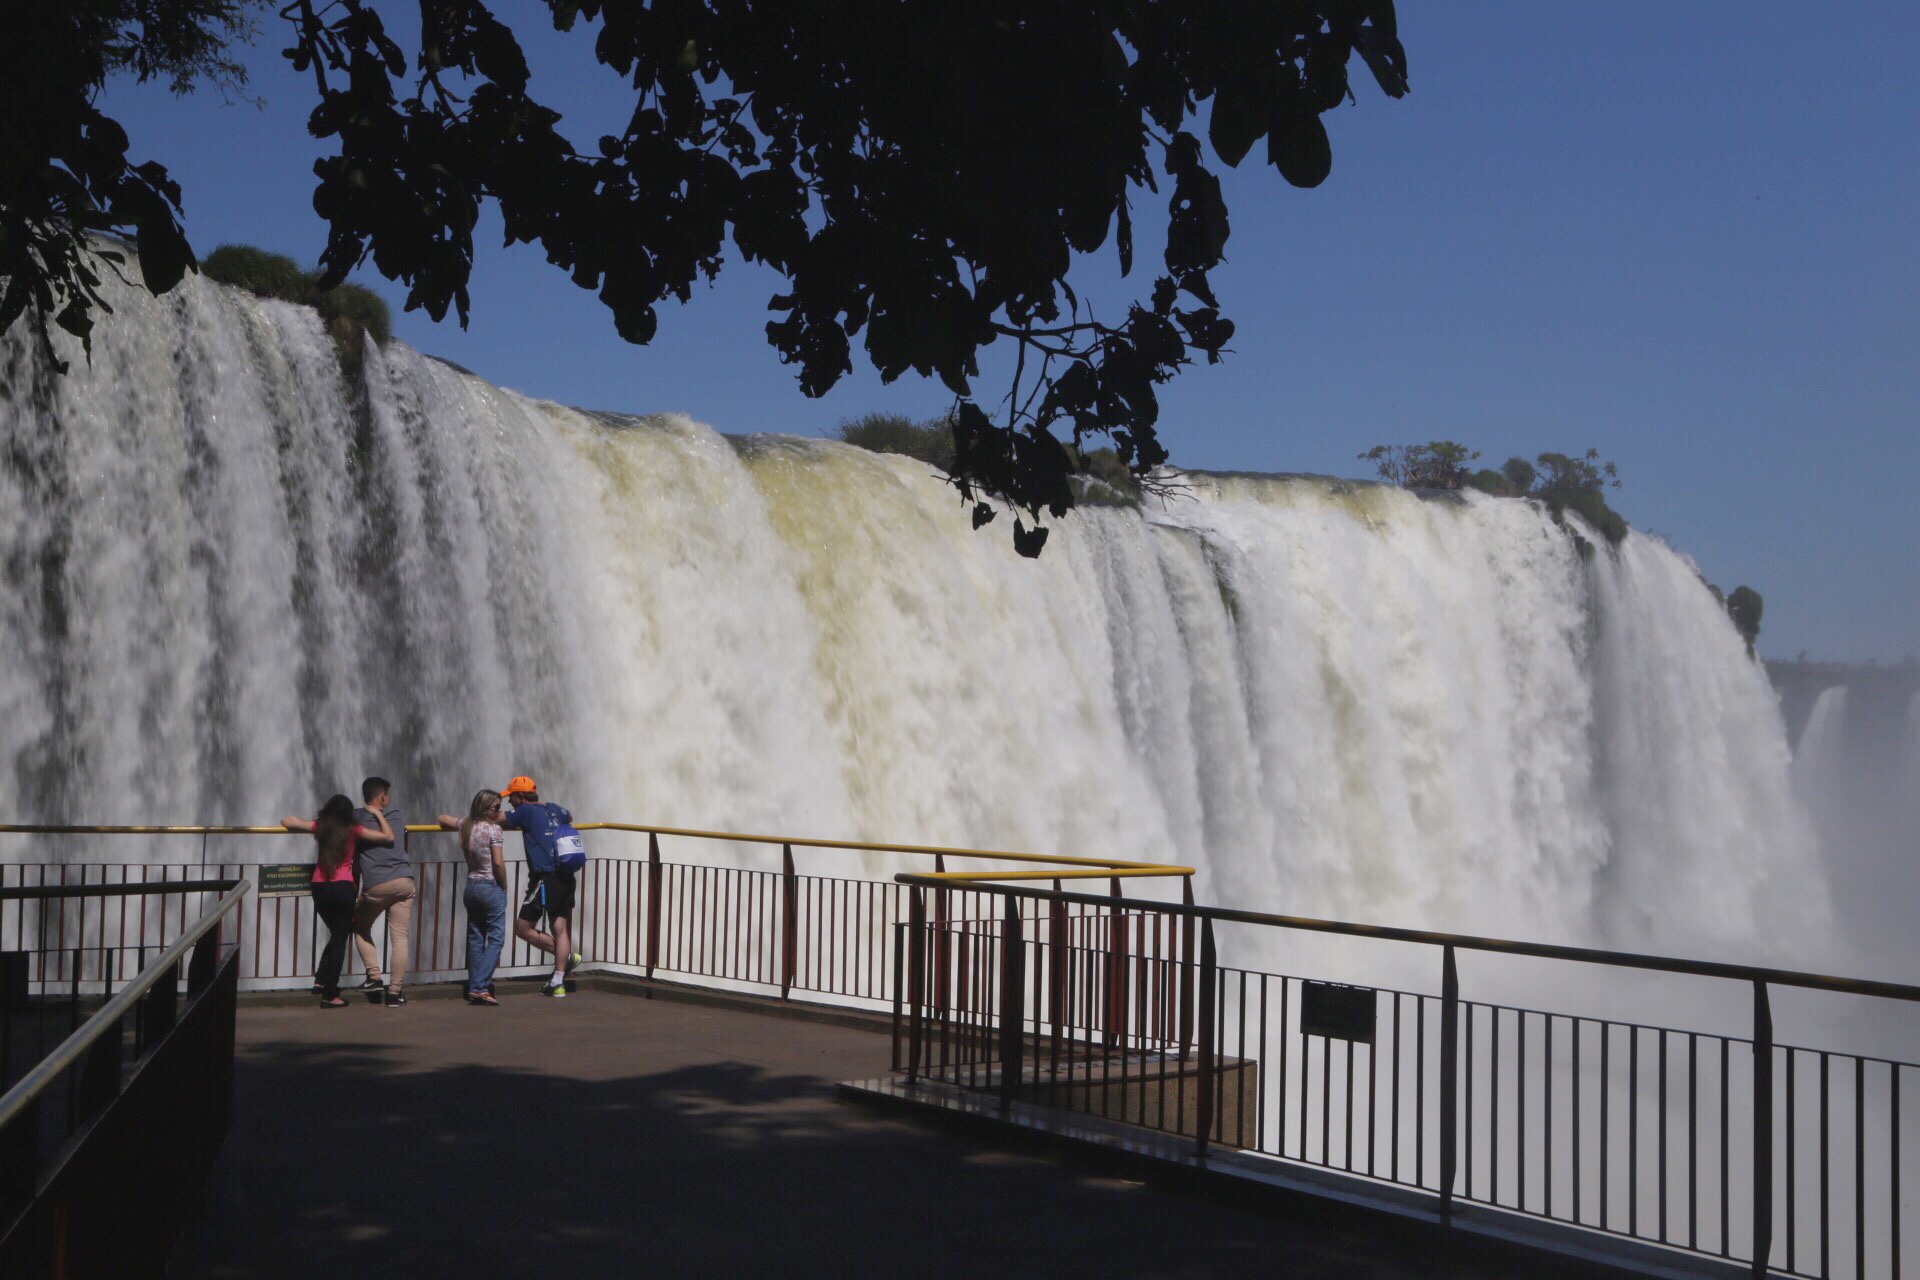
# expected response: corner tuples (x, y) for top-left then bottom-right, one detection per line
(519, 868), (576, 926)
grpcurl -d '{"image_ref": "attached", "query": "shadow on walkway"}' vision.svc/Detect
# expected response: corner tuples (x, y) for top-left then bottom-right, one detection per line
(172, 991), (1491, 1279)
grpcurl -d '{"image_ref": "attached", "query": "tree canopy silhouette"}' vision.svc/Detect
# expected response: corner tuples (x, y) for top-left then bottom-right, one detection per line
(4, 1), (1410, 555)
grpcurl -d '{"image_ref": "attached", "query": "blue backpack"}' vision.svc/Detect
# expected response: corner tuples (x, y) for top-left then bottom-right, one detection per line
(553, 821), (587, 872)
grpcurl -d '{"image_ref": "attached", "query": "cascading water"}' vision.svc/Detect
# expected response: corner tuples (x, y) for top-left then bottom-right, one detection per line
(0, 269), (1830, 967)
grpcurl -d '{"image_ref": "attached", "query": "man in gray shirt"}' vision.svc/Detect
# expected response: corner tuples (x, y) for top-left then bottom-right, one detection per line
(351, 776), (416, 1006)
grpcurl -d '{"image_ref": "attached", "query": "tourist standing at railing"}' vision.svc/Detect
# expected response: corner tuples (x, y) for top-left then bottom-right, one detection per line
(500, 775), (582, 998)
(281, 796), (394, 1008)
(438, 790), (509, 1006)
(350, 777), (416, 1007)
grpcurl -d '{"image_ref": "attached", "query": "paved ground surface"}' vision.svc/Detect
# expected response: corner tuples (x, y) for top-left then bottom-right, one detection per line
(171, 983), (1498, 1279)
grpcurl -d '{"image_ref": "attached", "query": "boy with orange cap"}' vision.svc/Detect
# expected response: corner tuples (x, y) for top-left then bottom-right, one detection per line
(501, 775), (582, 997)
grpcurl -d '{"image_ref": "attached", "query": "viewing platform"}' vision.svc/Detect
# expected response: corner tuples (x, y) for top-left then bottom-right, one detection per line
(2, 824), (1914, 1279)
(175, 978), (1483, 1279)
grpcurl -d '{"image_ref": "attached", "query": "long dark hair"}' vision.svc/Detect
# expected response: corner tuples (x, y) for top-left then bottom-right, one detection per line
(314, 794), (357, 876)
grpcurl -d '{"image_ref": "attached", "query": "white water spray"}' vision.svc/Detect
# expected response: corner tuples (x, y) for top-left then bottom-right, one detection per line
(0, 271), (1829, 964)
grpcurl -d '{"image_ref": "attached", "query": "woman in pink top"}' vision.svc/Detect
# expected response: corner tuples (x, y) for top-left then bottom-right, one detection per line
(283, 794), (394, 1007)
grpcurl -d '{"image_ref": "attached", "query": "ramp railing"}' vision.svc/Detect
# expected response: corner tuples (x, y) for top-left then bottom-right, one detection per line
(891, 875), (1920, 1280)
(0, 876), (249, 1277)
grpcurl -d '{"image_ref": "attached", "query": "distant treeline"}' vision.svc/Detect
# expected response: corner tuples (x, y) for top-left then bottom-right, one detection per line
(1362, 440), (1765, 654)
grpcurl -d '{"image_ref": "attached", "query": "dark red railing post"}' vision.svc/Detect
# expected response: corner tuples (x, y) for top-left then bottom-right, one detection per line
(1752, 980), (1774, 1277)
(644, 833), (662, 981)
(1439, 945), (1460, 1218)
(932, 854), (950, 1013)
(1105, 876), (1127, 1047)
(1195, 917), (1218, 1157)
(1178, 876), (1196, 1060)
(779, 843), (797, 999)
(1049, 895), (1069, 1065)
(906, 887), (927, 1082)
(999, 895), (1025, 1109)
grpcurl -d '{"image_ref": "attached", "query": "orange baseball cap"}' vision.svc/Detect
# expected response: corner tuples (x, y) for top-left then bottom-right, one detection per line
(504, 775), (537, 795)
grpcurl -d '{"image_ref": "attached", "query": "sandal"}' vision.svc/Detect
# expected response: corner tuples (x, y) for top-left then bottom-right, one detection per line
(465, 991), (499, 1007)
(319, 995), (348, 1008)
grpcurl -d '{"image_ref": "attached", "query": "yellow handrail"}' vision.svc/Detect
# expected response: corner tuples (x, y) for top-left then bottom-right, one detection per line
(0, 821), (1194, 885)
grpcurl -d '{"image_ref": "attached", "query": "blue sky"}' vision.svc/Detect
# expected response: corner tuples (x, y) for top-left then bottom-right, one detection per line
(99, 3), (1918, 661)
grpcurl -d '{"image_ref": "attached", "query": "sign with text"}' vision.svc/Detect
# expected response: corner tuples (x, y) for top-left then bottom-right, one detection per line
(256, 863), (316, 897)
(1300, 981), (1377, 1044)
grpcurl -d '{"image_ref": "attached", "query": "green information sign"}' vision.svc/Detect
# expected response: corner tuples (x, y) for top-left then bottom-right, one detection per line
(257, 863), (316, 897)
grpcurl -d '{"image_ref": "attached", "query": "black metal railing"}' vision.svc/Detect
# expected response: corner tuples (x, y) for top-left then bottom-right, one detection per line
(891, 876), (1920, 1280)
(0, 877), (249, 1278)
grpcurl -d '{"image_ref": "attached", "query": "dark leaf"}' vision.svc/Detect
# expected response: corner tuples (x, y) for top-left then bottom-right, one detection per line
(1356, 27), (1410, 98)
(971, 502), (997, 529)
(1012, 518), (1049, 558)
(1207, 69), (1270, 169)
(1268, 111), (1333, 189)
(54, 300), (93, 339)
(136, 221), (194, 294)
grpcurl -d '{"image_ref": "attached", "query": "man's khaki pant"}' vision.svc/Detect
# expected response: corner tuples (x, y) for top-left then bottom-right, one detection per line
(353, 877), (416, 995)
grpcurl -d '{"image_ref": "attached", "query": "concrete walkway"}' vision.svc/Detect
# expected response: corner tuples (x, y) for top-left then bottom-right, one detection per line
(172, 982), (1496, 1279)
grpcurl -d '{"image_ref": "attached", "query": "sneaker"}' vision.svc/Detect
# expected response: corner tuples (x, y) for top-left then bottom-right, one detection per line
(542, 978), (568, 999)
(385, 992), (408, 1007)
(565, 951), (582, 977)
(357, 976), (383, 992)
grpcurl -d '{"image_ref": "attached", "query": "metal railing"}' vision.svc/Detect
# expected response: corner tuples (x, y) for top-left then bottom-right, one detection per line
(0, 876), (249, 1276)
(891, 876), (1920, 1280)
(10, 822), (1913, 1277)
(0, 823), (1191, 1002)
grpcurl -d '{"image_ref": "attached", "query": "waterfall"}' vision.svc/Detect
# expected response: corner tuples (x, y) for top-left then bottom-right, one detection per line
(0, 270), (1829, 961)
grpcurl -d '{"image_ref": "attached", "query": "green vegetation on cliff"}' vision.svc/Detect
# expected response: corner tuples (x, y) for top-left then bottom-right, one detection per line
(834, 413), (1140, 508)
(201, 245), (391, 362)
(1363, 442), (1629, 545)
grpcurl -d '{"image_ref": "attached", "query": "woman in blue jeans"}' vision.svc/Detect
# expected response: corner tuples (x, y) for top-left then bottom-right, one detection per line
(439, 790), (508, 1006)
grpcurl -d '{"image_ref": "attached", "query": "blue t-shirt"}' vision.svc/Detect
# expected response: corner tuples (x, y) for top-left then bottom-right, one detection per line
(503, 801), (573, 874)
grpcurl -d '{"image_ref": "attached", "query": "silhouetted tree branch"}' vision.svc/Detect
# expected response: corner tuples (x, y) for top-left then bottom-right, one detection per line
(4, 1), (1411, 553)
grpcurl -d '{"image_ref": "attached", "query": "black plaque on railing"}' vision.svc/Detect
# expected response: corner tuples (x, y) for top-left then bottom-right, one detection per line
(1300, 981), (1376, 1044)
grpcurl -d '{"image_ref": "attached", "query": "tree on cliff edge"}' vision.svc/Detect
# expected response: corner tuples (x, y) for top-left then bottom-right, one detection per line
(1, 1), (1410, 556)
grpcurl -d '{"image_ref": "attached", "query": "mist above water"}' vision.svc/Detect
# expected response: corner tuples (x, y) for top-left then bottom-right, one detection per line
(0, 272), (1831, 969)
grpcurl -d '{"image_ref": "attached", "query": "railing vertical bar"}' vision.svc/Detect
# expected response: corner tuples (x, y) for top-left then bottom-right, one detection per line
(1547, 1014), (1556, 1220)
(1342, 1034), (1354, 1170)
(999, 895), (1023, 1109)
(1492, 1005), (1502, 1205)
(1574, 1018), (1586, 1224)
(1631, 1026), (1640, 1239)
(906, 889), (925, 1081)
(1257, 971), (1269, 1154)
(1754, 981), (1774, 1280)
(1721, 1035), (1731, 1258)
(779, 844), (796, 999)
(1390, 991), (1402, 1182)
(1439, 946), (1459, 1217)
(1660, 1029), (1669, 1244)
(1464, 1002), (1474, 1196)
(1519, 1011), (1528, 1211)
(1194, 917), (1217, 1157)
(1416, 992), (1426, 1188)
(1821, 1050), (1831, 1280)
(1689, 1031), (1699, 1250)
(1857, 1054), (1866, 1280)
(1788, 1047), (1798, 1273)
(1893, 1062), (1902, 1280)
